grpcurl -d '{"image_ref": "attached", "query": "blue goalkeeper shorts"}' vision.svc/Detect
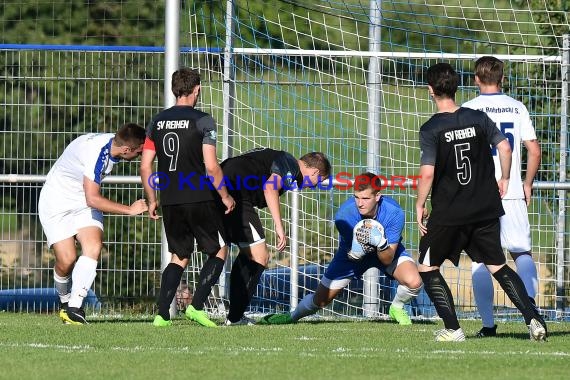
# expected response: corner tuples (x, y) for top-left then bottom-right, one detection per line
(322, 244), (413, 290)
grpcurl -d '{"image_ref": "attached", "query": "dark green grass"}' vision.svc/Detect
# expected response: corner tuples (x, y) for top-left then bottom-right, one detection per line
(1, 313), (569, 380)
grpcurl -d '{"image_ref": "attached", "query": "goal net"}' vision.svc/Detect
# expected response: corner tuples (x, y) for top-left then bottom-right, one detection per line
(180, 0), (569, 320)
(0, 1), (567, 321)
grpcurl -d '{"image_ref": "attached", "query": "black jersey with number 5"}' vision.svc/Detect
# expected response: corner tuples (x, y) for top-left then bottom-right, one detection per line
(146, 105), (218, 206)
(419, 107), (507, 225)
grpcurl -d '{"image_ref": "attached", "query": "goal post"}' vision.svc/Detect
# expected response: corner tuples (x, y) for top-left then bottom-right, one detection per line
(557, 34), (569, 315)
(189, 1), (570, 320)
(0, 1), (568, 320)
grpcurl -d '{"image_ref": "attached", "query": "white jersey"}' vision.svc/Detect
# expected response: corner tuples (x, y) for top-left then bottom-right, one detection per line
(462, 93), (537, 200)
(43, 133), (119, 207)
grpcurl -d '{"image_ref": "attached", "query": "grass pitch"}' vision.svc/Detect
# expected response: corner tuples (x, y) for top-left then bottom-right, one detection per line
(1, 312), (568, 380)
(0, 61), (562, 380)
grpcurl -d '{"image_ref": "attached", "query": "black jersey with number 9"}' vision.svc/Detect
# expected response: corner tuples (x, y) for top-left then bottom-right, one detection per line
(146, 105), (218, 206)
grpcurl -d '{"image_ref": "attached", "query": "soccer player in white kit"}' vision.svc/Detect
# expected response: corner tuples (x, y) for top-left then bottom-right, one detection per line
(38, 123), (148, 324)
(463, 56), (542, 337)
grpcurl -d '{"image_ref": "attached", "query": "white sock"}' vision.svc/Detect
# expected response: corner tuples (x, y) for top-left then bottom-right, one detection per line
(472, 262), (495, 328)
(391, 284), (421, 308)
(68, 256), (98, 309)
(291, 293), (319, 321)
(515, 254), (538, 299)
(53, 269), (71, 304)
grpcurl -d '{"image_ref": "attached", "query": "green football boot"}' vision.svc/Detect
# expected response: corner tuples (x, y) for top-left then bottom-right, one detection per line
(185, 305), (218, 328)
(258, 313), (294, 325)
(388, 305), (412, 325)
(153, 315), (173, 327)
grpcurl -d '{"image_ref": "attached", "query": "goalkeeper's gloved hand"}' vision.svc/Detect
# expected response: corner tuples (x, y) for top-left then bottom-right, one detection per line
(355, 219), (389, 252)
(347, 219), (388, 262)
(347, 238), (368, 262)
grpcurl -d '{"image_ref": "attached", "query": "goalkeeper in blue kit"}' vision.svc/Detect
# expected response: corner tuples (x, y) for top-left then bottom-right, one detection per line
(260, 172), (423, 325)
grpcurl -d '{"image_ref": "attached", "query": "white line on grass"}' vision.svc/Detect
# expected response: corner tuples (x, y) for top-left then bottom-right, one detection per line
(0, 342), (284, 355)
(0, 342), (91, 352)
(328, 347), (570, 359)
(2, 342), (567, 359)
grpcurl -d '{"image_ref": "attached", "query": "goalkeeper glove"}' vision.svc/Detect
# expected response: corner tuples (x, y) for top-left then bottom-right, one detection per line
(355, 219), (389, 252)
(347, 219), (388, 262)
(347, 238), (368, 262)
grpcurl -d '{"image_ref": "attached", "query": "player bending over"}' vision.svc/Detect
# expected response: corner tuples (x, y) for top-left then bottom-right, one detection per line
(260, 172), (422, 325)
(221, 149), (330, 325)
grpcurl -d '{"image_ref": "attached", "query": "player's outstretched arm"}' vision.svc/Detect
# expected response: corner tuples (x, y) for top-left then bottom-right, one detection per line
(84, 177), (148, 215)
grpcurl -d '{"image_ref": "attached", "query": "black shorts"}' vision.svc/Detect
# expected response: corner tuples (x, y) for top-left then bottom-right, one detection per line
(162, 202), (227, 258)
(418, 218), (506, 267)
(223, 200), (265, 247)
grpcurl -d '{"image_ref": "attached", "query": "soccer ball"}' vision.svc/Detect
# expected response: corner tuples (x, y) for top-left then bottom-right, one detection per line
(347, 219), (386, 262)
(355, 219), (385, 247)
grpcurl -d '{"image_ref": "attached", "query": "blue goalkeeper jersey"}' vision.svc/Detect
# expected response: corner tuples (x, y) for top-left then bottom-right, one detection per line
(334, 195), (406, 259)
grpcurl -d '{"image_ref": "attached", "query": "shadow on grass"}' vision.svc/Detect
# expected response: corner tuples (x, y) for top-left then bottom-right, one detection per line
(295, 318), (439, 326)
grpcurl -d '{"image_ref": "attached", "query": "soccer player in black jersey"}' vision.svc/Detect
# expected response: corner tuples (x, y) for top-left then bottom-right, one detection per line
(463, 56), (542, 338)
(415, 63), (546, 341)
(140, 68), (236, 327)
(220, 148), (331, 325)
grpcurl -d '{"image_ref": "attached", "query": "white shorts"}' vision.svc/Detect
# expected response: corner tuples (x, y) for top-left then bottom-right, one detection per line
(38, 185), (103, 247)
(500, 199), (531, 253)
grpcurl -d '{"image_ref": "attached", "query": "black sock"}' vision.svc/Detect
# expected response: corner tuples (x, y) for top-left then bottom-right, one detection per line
(191, 256), (225, 310)
(420, 270), (460, 330)
(227, 254), (265, 322)
(245, 260), (265, 307)
(158, 263), (184, 320)
(492, 265), (538, 325)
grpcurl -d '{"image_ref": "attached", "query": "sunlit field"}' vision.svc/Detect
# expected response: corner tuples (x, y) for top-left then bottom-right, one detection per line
(1, 313), (569, 380)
